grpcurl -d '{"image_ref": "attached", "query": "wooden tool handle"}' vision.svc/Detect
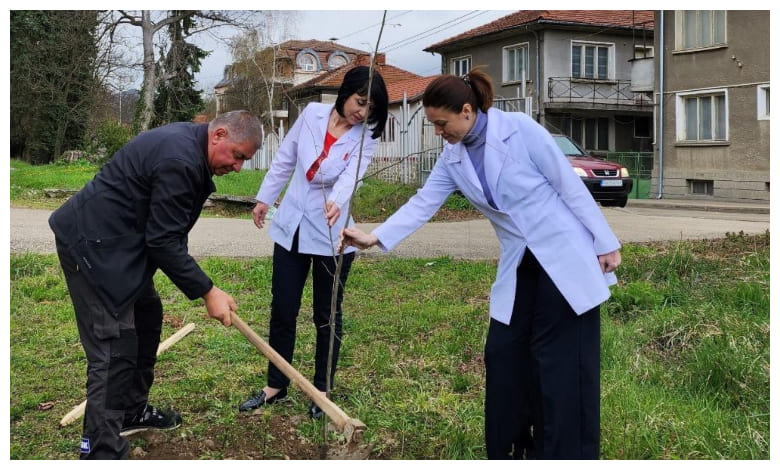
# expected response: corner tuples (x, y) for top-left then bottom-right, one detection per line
(231, 312), (365, 432)
(59, 323), (196, 427)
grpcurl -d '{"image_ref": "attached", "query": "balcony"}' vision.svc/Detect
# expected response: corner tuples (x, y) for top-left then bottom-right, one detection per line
(547, 77), (652, 111)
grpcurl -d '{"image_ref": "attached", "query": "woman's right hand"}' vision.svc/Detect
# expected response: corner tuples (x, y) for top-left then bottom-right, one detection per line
(252, 202), (269, 229)
(340, 227), (378, 251)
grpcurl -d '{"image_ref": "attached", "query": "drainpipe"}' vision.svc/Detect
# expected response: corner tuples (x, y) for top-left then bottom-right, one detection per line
(534, 29), (541, 123)
(657, 11), (665, 199)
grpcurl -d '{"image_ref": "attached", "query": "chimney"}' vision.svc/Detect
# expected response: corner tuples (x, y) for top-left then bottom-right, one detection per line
(355, 53), (385, 67)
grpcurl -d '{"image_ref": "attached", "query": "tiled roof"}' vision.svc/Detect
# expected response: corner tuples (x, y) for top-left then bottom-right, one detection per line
(277, 39), (368, 63)
(278, 39), (368, 56)
(386, 76), (438, 104)
(425, 10), (655, 51)
(291, 58), (422, 93)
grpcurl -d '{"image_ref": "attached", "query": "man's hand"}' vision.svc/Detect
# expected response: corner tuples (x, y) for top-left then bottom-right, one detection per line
(340, 227), (378, 251)
(203, 286), (237, 327)
(324, 200), (340, 227)
(252, 202), (269, 229)
(598, 249), (622, 274)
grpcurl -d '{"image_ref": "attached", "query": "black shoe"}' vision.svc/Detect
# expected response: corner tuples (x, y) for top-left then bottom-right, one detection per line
(308, 401), (324, 420)
(238, 388), (288, 412)
(120, 404), (182, 437)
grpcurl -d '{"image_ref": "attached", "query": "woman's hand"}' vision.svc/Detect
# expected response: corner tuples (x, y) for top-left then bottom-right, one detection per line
(340, 227), (378, 251)
(598, 249), (622, 274)
(252, 202), (269, 229)
(324, 200), (340, 227)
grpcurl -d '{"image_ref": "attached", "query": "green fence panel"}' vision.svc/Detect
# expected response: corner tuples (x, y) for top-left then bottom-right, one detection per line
(606, 152), (654, 199)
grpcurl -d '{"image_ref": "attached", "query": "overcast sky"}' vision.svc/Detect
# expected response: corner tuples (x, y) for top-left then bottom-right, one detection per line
(194, 9), (516, 95)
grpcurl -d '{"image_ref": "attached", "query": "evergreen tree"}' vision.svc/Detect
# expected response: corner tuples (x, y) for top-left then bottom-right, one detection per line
(152, 12), (208, 127)
(10, 11), (99, 163)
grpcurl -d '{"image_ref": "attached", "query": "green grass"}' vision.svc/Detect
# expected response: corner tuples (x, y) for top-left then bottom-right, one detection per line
(8, 232), (770, 459)
(10, 159), (479, 222)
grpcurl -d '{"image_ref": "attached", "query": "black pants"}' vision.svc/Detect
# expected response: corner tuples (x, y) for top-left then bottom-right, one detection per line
(484, 249), (600, 459)
(56, 240), (162, 460)
(267, 231), (354, 392)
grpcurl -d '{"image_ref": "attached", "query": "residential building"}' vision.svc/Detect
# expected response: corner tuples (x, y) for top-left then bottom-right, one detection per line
(654, 10), (769, 201)
(214, 39), (371, 129)
(284, 53), (421, 122)
(424, 10), (655, 156)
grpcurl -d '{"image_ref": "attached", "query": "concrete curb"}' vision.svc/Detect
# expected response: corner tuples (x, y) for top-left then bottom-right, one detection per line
(627, 199), (769, 214)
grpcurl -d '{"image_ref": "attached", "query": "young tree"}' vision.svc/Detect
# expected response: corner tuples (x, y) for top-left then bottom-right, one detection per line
(226, 11), (295, 128)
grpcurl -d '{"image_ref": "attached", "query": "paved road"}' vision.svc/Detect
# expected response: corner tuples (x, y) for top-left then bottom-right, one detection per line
(9, 203), (770, 259)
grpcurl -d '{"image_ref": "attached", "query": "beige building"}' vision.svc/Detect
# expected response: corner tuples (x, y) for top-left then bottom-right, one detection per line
(654, 10), (770, 201)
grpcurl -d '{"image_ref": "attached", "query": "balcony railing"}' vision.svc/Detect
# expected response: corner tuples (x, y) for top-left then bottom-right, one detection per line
(548, 77), (652, 106)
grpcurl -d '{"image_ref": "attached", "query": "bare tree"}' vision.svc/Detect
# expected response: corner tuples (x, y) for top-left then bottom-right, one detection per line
(225, 11), (296, 128)
(102, 10), (257, 131)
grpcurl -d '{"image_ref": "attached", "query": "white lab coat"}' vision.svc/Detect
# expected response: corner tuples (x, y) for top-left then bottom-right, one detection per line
(256, 103), (377, 256)
(373, 108), (620, 324)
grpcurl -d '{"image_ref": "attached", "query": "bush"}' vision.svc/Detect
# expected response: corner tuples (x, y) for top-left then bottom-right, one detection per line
(83, 119), (133, 166)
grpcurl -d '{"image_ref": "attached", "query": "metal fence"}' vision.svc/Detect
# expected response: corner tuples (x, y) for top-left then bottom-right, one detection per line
(605, 152), (654, 199)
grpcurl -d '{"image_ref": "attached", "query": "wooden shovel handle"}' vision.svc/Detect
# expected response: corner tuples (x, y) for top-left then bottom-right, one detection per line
(230, 311), (365, 433)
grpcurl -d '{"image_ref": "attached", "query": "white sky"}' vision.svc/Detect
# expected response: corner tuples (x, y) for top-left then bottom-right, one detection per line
(193, 9), (516, 95)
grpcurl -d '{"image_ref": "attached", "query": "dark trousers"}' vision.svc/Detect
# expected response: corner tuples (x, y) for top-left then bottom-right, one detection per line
(56, 240), (163, 460)
(484, 249), (600, 459)
(267, 231), (354, 392)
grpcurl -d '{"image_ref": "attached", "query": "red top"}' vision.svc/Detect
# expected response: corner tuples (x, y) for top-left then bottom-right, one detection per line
(306, 131), (337, 182)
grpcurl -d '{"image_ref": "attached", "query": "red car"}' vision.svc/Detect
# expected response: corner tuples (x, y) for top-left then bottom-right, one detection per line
(552, 134), (633, 208)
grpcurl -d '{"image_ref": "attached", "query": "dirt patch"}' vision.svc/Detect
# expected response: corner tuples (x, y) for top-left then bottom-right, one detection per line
(128, 412), (374, 460)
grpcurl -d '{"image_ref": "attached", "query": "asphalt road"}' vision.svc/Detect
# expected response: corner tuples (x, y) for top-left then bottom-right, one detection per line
(9, 203), (770, 260)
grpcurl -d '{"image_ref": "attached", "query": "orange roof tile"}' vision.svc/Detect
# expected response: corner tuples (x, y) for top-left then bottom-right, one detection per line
(291, 60), (422, 93)
(386, 76), (438, 104)
(425, 10), (654, 51)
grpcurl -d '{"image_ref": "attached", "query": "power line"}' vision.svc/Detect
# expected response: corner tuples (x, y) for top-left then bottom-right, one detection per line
(382, 10), (490, 53)
(332, 11), (412, 42)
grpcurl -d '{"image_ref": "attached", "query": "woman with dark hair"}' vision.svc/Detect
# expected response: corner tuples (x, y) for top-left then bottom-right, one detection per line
(239, 66), (388, 419)
(342, 67), (621, 459)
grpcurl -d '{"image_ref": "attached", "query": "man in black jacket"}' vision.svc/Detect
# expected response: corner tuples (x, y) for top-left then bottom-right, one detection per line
(49, 110), (263, 459)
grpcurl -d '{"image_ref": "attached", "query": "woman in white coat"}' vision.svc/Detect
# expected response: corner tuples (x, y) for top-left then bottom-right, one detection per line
(341, 68), (621, 459)
(239, 66), (388, 419)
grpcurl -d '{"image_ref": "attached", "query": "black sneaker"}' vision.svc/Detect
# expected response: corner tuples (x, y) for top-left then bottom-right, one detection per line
(120, 404), (182, 437)
(308, 401), (324, 420)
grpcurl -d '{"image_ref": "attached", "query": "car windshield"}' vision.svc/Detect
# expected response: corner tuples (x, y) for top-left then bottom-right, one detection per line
(553, 136), (585, 156)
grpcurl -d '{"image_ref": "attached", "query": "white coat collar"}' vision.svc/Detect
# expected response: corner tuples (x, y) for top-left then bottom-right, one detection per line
(312, 103), (369, 145)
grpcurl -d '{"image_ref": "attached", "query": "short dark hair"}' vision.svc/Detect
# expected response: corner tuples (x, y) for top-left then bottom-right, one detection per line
(422, 67), (494, 114)
(335, 66), (389, 139)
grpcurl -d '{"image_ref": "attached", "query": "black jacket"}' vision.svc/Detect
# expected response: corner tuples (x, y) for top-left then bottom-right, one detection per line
(49, 122), (216, 313)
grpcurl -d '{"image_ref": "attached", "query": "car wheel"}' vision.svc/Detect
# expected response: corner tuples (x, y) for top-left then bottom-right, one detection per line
(617, 197), (628, 208)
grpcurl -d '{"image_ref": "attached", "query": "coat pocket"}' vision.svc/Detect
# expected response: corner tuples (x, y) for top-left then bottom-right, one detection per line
(74, 233), (150, 314)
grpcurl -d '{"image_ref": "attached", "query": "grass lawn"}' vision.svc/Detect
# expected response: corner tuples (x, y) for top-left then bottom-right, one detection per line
(8, 232), (769, 459)
(9, 159), (479, 222)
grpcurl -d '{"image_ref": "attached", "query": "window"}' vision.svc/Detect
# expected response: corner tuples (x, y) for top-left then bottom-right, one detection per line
(328, 54), (347, 69)
(688, 179), (714, 195)
(451, 56), (471, 76)
(757, 85), (770, 120)
(677, 90), (727, 142)
(634, 116), (652, 138)
(565, 117), (610, 151)
(502, 43), (530, 83)
(634, 45), (654, 59)
(677, 11), (726, 50)
(298, 53), (317, 72)
(572, 42), (612, 80)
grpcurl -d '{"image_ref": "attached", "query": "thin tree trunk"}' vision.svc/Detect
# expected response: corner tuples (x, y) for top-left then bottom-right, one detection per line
(139, 10), (156, 131)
